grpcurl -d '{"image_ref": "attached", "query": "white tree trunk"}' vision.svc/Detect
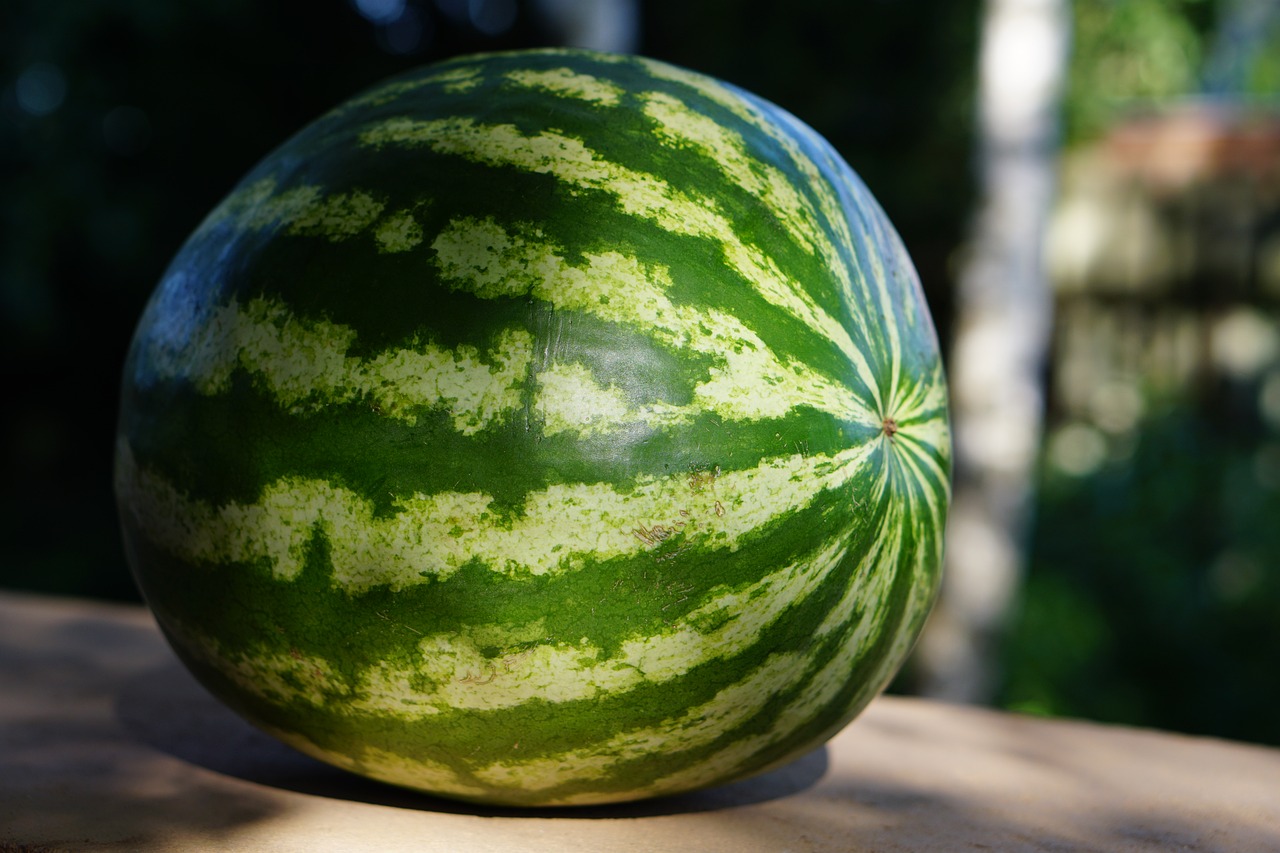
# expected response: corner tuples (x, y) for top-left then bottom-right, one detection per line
(916, 0), (1070, 702)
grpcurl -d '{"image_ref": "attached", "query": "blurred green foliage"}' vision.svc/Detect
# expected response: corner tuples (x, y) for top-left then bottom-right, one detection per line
(1065, 0), (1216, 141)
(1064, 0), (1280, 140)
(1245, 30), (1280, 93)
(1003, 392), (1280, 746)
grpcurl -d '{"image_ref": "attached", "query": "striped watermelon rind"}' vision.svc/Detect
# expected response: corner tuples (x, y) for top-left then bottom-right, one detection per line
(115, 48), (950, 807)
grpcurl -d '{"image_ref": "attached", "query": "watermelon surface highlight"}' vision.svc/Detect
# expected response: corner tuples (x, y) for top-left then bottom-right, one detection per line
(115, 48), (951, 807)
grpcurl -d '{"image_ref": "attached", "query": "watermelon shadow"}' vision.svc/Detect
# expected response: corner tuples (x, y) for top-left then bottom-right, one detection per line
(116, 656), (829, 817)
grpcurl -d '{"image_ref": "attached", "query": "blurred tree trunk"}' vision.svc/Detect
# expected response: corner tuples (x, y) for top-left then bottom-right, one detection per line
(916, 0), (1070, 702)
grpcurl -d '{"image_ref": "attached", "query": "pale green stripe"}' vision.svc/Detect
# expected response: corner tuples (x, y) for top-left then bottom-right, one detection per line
(874, 513), (941, 680)
(883, 363), (951, 520)
(359, 116), (883, 408)
(165, 205), (882, 440)
(143, 294), (532, 433)
(864, 214), (907, 416)
(635, 57), (872, 341)
(623, 517), (909, 804)
(639, 91), (831, 263)
(333, 65), (485, 117)
(156, 615), (500, 795)
(352, 523), (857, 718)
(895, 362), (948, 421)
(116, 437), (876, 588)
(505, 66), (624, 106)
(894, 426), (952, 517)
(476, 651), (808, 799)
(266, 724), (490, 800)
(373, 208), (425, 252)
(290, 732), (488, 799)
(433, 216), (880, 433)
(196, 178), (423, 253)
(535, 361), (650, 437)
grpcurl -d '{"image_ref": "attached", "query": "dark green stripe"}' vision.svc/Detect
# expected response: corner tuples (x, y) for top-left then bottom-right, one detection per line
(123, 366), (876, 517)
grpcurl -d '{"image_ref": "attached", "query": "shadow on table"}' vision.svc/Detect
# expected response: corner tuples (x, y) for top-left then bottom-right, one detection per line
(115, 656), (829, 818)
(2, 597), (293, 847)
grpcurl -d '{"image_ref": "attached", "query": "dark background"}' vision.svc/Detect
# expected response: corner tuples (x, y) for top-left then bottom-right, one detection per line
(5, 0), (1279, 748)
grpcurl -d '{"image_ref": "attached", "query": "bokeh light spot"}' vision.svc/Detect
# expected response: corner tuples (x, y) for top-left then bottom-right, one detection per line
(14, 62), (67, 116)
(469, 0), (517, 36)
(354, 0), (407, 24)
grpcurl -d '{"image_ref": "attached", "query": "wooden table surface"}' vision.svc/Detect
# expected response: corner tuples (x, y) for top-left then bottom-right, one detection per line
(2, 590), (1278, 852)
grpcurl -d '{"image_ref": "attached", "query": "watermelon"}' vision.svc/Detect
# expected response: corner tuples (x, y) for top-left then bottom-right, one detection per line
(114, 48), (950, 807)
